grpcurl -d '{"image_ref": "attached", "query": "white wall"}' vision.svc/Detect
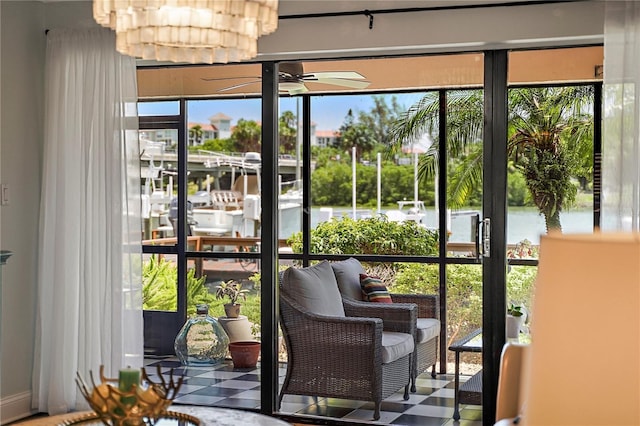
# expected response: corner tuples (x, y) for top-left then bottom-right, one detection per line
(0, 1), (97, 423)
(0, 1), (46, 423)
(258, 1), (604, 60)
(0, 0), (605, 423)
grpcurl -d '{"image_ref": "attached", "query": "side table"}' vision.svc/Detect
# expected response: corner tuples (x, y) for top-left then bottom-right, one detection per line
(448, 328), (482, 421)
(12, 407), (292, 426)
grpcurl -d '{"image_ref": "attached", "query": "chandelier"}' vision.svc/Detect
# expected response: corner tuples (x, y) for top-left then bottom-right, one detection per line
(93, 0), (279, 64)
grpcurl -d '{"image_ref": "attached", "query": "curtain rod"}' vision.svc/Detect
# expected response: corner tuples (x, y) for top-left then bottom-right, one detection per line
(43, 0), (586, 34)
(278, 0), (585, 21)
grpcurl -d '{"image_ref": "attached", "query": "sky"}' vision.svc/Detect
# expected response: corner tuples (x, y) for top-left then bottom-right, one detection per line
(138, 92), (424, 131)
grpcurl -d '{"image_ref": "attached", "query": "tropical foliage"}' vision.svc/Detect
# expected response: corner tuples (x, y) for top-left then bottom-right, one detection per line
(278, 110), (298, 154)
(188, 124), (204, 145)
(143, 256), (262, 323)
(388, 87), (594, 231)
(508, 87), (593, 230)
(231, 118), (262, 152)
(337, 109), (377, 158)
(142, 256), (216, 316)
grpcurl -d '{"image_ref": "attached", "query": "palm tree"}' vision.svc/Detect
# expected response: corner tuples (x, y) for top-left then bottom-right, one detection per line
(188, 124), (204, 146)
(508, 86), (593, 231)
(279, 110), (298, 154)
(389, 86), (593, 232)
(231, 119), (261, 152)
(339, 109), (377, 159)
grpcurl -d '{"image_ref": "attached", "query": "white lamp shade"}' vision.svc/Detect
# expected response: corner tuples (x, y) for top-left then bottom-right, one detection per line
(523, 232), (640, 425)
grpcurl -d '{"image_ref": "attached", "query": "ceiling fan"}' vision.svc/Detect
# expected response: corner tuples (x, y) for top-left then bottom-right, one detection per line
(202, 62), (371, 95)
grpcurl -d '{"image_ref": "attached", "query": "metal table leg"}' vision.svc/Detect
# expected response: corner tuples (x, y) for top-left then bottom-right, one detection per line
(453, 350), (461, 421)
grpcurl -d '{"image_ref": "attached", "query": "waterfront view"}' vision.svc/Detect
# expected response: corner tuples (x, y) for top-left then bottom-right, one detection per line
(307, 206), (595, 245)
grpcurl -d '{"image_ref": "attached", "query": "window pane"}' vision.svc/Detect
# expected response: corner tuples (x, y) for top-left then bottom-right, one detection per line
(185, 99), (263, 251)
(507, 47), (600, 258)
(445, 89), (484, 258)
(138, 100), (180, 116)
(308, 92), (440, 256)
(140, 131), (177, 244)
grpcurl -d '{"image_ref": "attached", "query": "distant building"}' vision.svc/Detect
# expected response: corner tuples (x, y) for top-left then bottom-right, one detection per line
(188, 122), (217, 146)
(209, 112), (233, 139)
(142, 114), (335, 150)
(314, 129), (341, 148)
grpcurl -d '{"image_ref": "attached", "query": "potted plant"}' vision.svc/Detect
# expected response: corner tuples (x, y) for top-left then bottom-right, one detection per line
(228, 340), (261, 369)
(215, 280), (249, 318)
(506, 303), (525, 339)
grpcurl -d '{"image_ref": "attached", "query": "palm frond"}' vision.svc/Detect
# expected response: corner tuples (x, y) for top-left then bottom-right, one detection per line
(448, 145), (483, 208)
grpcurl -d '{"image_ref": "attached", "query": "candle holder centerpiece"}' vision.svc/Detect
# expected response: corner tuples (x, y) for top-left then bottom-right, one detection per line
(76, 365), (184, 426)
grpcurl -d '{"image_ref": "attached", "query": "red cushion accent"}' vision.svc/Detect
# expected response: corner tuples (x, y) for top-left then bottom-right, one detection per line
(359, 274), (392, 303)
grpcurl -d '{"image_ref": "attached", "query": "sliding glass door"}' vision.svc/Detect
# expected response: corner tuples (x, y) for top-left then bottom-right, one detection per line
(135, 45), (602, 425)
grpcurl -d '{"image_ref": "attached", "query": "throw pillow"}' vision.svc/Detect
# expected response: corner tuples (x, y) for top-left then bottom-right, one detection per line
(359, 274), (393, 303)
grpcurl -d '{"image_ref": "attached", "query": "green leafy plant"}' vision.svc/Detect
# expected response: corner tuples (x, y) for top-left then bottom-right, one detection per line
(393, 262), (536, 361)
(288, 216), (439, 256)
(507, 303), (524, 317)
(215, 280), (249, 306)
(142, 256), (215, 316)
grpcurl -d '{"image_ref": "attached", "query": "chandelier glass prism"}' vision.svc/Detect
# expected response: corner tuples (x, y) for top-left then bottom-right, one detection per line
(93, 0), (279, 64)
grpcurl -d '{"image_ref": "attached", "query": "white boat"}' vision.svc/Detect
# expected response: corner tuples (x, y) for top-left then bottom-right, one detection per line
(190, 156), (303, 239)
(384, 200), (428, 225)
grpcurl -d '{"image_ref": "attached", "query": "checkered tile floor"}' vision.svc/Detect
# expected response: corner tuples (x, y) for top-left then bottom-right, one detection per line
(144, 357), (482, 425)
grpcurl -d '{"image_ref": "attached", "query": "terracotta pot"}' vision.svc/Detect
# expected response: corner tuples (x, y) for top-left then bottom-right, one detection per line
(229, 341), (261, 368)
(224, 303), (241, 318)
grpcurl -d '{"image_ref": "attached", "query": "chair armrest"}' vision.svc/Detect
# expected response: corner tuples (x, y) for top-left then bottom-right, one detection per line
(390, 294), (439, 319)
(280, 293), (384, 369)
(343, 297), (416, 335)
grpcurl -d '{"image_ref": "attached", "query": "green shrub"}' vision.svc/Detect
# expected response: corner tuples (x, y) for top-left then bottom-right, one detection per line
(393, 263), (536, 350)
(506, 265), (537, 309)
(288, 216), (439, 256)
(392, 263), (482, 348)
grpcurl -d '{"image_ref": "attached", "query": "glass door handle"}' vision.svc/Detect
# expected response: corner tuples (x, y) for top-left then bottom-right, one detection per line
(481, 218), (491, 258)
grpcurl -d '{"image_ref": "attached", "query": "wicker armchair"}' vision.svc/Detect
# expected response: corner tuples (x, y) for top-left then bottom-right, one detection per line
(278, 261), (415, 420)
(331, 258), (440, 392)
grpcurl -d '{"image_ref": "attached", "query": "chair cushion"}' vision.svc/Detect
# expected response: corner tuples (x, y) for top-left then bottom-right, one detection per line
(360, 274), (392, 303)
(282, 261), (345, 317)
(331, 257), (366, 301)
(381, 332), (415, 364)
(417, 318), (440, 343)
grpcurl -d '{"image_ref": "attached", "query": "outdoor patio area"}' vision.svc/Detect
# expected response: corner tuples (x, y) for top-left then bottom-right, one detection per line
(144, 356), (482, 426)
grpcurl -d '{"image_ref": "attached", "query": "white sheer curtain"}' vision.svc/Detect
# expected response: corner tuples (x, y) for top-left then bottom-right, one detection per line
(602, 1), (640, 230)
(32, 28), (143, 414)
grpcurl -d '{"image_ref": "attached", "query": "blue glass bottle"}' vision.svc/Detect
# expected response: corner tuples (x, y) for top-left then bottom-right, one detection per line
(174, 304), (229, 366)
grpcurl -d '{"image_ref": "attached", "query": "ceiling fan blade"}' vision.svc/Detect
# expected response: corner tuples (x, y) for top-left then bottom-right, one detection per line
(308, 78), (371, 89)
(217, 80), (261, 92)
(286, 84), (309, 95)
(202, 76), (261, 81)
(303, 71), (366, 80)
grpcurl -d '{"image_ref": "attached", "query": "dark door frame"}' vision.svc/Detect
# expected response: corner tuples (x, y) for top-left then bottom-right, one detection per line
(482, 50), (509, 426)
